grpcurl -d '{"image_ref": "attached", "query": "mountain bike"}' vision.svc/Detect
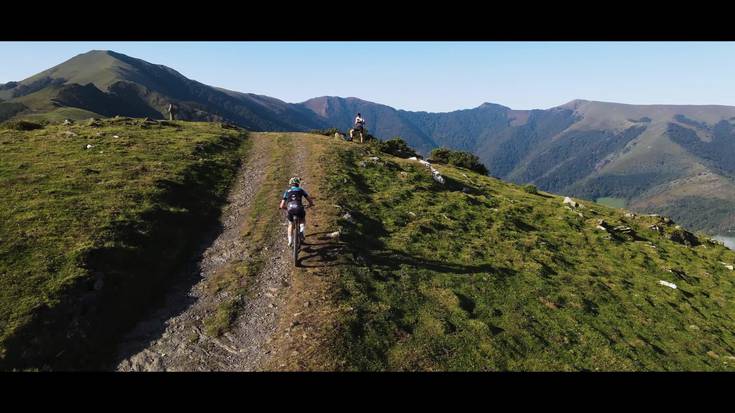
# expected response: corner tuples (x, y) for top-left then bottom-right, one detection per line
(288, 205), (310, 266)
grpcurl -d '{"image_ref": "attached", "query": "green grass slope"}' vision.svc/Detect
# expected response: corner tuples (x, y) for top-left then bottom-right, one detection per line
(324, 141), (735, 371)
(0, 118), (247, 370)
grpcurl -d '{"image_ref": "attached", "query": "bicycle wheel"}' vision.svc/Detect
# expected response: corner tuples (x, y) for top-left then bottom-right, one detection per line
(293, 217), (300, 266)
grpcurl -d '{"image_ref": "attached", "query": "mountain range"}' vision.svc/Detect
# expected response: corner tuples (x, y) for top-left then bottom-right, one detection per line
(3, 50), (735, 234)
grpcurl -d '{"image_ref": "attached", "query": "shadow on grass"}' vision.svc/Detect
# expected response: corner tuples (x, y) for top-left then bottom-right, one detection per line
(433, 174), (484, 195)
(0, 135), (244, 371)
(358, 248), (516, 276)
(297, 233), (349, 268)
(335, 203), (516, 276)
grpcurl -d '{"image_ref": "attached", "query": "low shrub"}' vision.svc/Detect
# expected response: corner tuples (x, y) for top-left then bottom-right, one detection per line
(429, 147), (488, 175)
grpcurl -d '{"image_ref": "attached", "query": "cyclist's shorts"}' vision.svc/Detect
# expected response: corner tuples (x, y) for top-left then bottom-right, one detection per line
(287, 207), (306, 222)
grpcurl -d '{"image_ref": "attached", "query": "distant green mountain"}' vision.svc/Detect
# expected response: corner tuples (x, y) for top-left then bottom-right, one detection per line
(0, 50), (327, 130)
(5, 50), (735, 234)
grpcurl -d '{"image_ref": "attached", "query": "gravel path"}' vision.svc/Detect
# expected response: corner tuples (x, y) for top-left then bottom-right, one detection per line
(114, 134), (306, 371)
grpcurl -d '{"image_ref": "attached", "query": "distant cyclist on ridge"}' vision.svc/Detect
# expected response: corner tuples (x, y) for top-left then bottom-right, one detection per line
(351, 112), (366, 143)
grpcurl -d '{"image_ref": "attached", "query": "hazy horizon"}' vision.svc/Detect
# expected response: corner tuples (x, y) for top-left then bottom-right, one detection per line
(2, 41), (735, 112)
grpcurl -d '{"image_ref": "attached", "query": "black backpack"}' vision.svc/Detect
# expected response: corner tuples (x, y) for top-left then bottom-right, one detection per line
(286, 189), (304, 212)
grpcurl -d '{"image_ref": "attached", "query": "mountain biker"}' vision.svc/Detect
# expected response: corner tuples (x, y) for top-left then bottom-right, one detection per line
(352, 113), (366, 142)
(279, 177), (315, 247)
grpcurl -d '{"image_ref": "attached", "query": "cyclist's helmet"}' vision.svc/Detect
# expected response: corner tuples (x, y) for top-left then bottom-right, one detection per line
(289, 177), (301, 186)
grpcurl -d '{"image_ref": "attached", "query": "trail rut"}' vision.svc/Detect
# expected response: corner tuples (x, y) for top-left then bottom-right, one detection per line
(115, 133), (311, 371)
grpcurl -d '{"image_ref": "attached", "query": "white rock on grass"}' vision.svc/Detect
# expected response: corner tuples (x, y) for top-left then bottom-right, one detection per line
(432, 170), (445, 184)
(659, 280), (677, 289)
(721, 262), (734, 270)
(407, 155), (445, 183)
(563, 196), (579, 208)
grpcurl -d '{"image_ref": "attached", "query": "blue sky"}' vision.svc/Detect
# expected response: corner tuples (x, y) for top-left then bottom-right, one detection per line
(2, 42), (734, 112)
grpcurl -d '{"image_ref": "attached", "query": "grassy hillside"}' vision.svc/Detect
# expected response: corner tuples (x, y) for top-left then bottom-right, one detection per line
(0, 118), (247, 370)
(323, 140), (735, 371)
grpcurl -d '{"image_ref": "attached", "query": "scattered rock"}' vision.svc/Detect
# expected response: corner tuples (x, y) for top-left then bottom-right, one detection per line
(326, 231), (340, 239)
(624, 212), (637, 218)
(85, 144), (94, 150)
(669, 228), (700, 247)
(342, 212), (353, 222)
(612, 225), (635, 236)
(648, 224), (664, 234)
(721, 262), (734, 271)
(563, 197), (579, 208)
(668, 268), (691, 282)
(658, 280), (677, 289)
(62, 119), (73, 125)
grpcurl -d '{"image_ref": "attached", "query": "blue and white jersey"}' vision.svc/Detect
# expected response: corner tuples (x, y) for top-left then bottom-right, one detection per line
(282, 186), (309, 207)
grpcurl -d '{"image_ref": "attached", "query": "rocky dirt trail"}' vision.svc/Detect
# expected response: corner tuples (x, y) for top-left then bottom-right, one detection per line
(114, 132), (342, 371)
